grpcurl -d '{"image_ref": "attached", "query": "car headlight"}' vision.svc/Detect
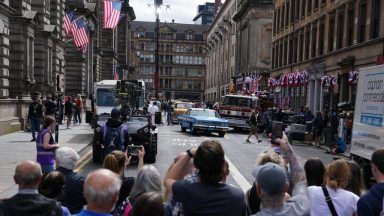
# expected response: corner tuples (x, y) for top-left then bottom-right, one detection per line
(143, 127), (149, 133)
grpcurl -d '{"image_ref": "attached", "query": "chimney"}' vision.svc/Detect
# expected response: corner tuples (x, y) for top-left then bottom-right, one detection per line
(214, 0), (221, 14)
(172, 19), (175, 23)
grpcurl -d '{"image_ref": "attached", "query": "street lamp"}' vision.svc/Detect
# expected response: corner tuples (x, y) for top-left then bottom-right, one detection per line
(148, 0), (170, 99)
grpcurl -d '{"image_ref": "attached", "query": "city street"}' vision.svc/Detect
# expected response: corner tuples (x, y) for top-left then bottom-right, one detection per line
(79, 123), (342, 192)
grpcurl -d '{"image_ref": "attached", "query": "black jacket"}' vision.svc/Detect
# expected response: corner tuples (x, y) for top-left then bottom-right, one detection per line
(0, 193), (62, 216)
(56, 167), (87, 214)
(28, 101), (44, 119)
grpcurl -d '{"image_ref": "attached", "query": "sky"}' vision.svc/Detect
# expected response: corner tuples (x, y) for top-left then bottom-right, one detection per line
(130, 0), (215, 24)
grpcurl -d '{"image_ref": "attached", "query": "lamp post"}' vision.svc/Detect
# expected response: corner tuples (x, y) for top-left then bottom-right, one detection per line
(154, 0), (161, 99)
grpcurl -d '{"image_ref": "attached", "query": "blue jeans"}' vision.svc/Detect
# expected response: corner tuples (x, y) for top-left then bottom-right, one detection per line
(40, 164), (55, 174)
(30, 117), (41, 139)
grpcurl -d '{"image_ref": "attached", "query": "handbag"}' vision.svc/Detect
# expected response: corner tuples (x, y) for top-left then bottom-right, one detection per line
(321, 186), (339, 216)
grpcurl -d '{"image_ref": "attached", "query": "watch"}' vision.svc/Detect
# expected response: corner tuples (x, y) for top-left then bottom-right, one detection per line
(186, 149), (193, 158)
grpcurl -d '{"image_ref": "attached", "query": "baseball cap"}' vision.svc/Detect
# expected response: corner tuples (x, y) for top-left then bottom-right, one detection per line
(111, 108), (121, 119)
(252, 162), (287, 196)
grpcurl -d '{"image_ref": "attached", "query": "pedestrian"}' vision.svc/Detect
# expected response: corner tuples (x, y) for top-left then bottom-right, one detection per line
(312, 112), (325, 147)
(102, 147), (145, 208)
(250, 133), (310, 216)
(166, 102), (174, 125)
(55, 147), (87, 214)
(344, 161), (365, 197)
(304, 158), (325, 186)
(164, 140), (246, 216)
(38, 171), (71, 216)
(114, 165), (162, 216)
(100, 108), (129, 156)
(0, 160), (63, 215)
(247, 110), (262, 143)
(148, 101), (159, 125)
(308, 159), (359, 216)
(74, 94), (82, 125)
(43, 96), (56, 117)
(65, 96), (74, 129)
(304, 107), (314, 133)
(132, 192), (164, 216)
(328, 134), (346, 155)
(357, 149), (384, 216)
(36, 115), (59, 174)
(28, 93), (44, 142)
(245, 151), (290, 215)
(74, 169), (121, 216)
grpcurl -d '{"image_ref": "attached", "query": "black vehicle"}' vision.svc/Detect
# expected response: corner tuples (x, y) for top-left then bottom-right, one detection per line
(92, 109), (158, 164)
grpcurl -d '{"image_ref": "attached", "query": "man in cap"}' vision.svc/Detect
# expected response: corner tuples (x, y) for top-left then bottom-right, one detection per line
(251, 133), (310, 216)
(100, 108), (129, 156)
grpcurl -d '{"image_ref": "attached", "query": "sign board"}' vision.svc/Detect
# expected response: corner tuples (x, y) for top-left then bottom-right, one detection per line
(351, 64), (384, 160)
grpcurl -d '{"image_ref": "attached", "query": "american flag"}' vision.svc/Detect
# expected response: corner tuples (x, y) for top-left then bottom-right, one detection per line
(73, 18), (89, 48)
(114, 65), (119, 80)
(64, 11), (74, 36)
(80, 43), (88, 54)
(280, 96), (291, 109)
(103, 1), (123, 29)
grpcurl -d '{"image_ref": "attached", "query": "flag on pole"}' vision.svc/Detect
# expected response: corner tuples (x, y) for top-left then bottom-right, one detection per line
(122, 69), (126, 80)
(103, 1), (123, 29)
(73, 18), (89, 47)
(64, 11), (74, 36)
(114, 65), (119, 80)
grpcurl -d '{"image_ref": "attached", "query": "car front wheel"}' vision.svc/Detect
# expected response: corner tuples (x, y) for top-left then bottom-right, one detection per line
(218, 131), (225, 137)
(181, 125), (186, 132)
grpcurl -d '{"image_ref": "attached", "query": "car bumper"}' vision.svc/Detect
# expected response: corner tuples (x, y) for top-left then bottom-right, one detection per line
(193, 124), (232, 132)
(226, 118), (249, 129)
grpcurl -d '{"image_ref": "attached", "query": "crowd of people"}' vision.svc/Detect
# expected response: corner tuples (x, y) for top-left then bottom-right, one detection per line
(1, 129), (383, 216)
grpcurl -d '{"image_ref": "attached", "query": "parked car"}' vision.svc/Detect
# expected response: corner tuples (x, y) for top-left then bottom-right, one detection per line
(178, 108), (231, 137)
(172, 101), (194, 123)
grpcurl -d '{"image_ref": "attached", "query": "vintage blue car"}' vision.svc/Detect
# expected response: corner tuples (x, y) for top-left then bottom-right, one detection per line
(178, 108), (231, 137)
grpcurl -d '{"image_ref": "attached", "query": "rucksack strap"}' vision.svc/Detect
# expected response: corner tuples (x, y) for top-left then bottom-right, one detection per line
(321, 186), (339, 216)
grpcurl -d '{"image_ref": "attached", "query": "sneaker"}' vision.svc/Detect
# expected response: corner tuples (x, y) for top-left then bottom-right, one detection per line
(30, 138), (36, 142)
(66, 126), (70, 129)
(258, 140), (262, 143)
(246, 139), (250, 142)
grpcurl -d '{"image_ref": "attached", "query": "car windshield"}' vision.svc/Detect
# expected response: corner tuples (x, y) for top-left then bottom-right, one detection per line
(223, 96), (253, 107)
(176, 103), (193, 109)
(96, 88), (115, 107)
(190, 109), (219, 118)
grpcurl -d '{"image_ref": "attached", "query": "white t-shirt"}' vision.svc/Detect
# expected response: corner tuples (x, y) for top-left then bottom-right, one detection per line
(308, 186), (359, 216)
(148, 105), (159, 115)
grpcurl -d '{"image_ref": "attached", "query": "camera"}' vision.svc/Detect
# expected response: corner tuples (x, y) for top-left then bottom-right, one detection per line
(127, 145), (141, 156)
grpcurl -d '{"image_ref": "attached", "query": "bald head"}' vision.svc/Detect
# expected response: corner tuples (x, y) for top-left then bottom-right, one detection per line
(14, 160), (42, 188)
(84, 169), (121, 206)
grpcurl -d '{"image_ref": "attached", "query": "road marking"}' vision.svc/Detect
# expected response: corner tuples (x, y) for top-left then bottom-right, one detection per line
(74, 150), (92, 173)
(225, 155), (251, 193)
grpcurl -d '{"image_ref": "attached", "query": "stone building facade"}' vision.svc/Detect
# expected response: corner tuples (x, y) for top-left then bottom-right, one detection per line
(205, 0), (273, 102)
(271, 0), (384, 112)
(131, 21), (207, 101)
(0, 0), (136, 135)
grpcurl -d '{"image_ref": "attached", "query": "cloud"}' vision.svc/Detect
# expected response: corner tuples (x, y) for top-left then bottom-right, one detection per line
(130, 0), (214, 24)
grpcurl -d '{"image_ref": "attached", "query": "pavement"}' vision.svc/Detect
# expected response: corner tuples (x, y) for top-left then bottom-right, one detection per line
(0, 120), (93, 199)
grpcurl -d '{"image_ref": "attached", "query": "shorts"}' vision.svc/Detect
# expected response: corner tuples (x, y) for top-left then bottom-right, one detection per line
(250, 124), (258, 133)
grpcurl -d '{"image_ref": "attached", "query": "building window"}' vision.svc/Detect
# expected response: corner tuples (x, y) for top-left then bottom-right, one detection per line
(290, 2), (294, 24)
(318, 16), (325, 55)
(307, 0), (312, 14)
(186, 33), (193, 40)
(295, 0), (300, 20)
(337, 7), (344, 49)
(347, 5), (355, 46)
(311, 21), (317, 58)
(281, 4), (285, 30)
(321, 0), (326, 6)
(370, 0), (380, 39)
(328, 12), (335, 52)
(293, 32), (298, 63)
(277, 7), (281, 33)
(298, 29), (304, 61)
(305, 26), (310, 59)
(286, 1), (290, 27)
(288, 36), (293, 64)
(358, 1), (367, 43)
(272, 46), (275, 69)
(314, 0), (318, 10)
(301, 0), (306, 18)
(283, 39), (288, 66)
(175, 80), (183, 89)
(273, 10), (277, 34)
(165, 55), (173, 64)
(138, 31), (145, 37)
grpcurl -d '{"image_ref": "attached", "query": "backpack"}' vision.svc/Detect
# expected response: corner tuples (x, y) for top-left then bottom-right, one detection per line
(102, 125), (124, 155)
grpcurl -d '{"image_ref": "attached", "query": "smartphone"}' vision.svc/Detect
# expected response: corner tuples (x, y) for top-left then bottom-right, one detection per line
(127, 145), (141, 156)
